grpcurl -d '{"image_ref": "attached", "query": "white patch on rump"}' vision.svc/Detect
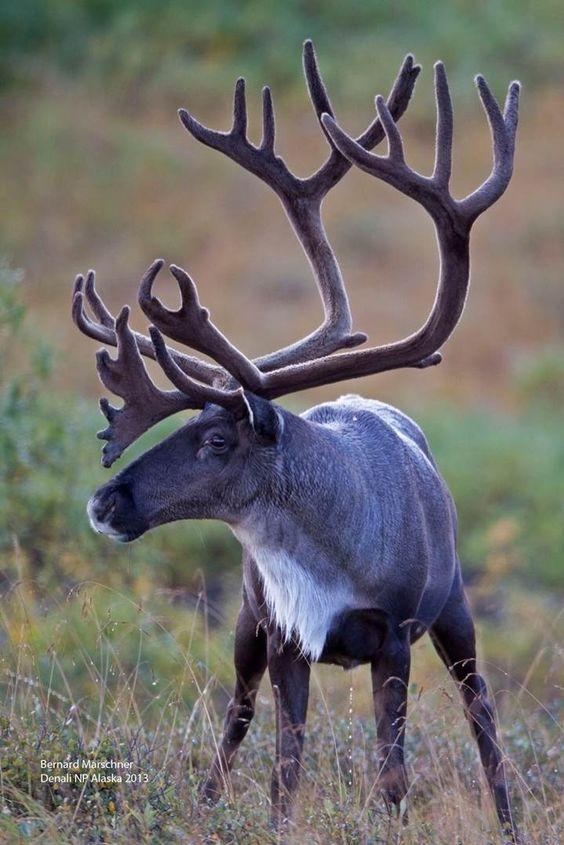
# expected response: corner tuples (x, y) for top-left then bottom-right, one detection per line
(234, 529), (354, 660)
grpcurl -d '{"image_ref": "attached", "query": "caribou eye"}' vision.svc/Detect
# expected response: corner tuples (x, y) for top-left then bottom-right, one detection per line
(206, 434), (228, 453)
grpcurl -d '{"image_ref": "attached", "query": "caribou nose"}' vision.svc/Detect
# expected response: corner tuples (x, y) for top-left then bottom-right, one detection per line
(89, 490), (117, 524)
(86, 482), (145, 542)
(87, 485), (126, 538)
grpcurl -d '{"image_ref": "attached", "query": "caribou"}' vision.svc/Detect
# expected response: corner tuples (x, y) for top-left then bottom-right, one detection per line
(72, 41), (520, 837)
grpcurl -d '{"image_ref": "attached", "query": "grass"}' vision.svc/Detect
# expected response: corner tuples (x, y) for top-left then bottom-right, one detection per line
(0, 580), (561, 843)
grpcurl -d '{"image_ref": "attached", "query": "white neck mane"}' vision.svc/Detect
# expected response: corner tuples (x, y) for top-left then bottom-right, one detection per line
(232, 525), (354, 661)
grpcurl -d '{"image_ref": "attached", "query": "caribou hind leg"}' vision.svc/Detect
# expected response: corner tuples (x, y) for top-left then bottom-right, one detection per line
(429, 582), (517, 840)
(201, 598), (267, 803)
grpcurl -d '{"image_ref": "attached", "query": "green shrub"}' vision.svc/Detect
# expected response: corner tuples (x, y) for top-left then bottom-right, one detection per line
(419, 398), (564, 588)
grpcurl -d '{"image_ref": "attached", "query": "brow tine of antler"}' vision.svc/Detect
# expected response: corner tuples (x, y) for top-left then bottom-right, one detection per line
(95, 306), (197, 467)
(96, 306), (149, 397)
(432, 62), (453, 186)
(150, 327), (249, 416)
(138, 260), (264, 392)
(459, 76), (520, 221)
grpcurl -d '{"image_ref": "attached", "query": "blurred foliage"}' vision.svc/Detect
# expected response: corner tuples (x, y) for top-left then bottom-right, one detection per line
(515, 346), (564, 411)
(420, 402), (564, 588)
(1, 0), (562, 100)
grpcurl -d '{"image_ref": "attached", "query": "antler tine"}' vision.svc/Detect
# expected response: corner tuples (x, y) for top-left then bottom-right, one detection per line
(254, 61), (520, 398)
(374, 95), (405, 163)
(232, 77), (248, 137)
(94, 306), (197, 467)
(73, 286), (119, 347)
(149, 327), (249, 418)
(306, 45), (421, 197)
(178, 82), (298, 197)
(302, 38), (335, 152)
(72, 265), (224, 386)
(460, 75), (520, 222)
(138, 259), (264, 392)
(318, 65), (453, 210)
(84, 269), (114, 327)
(73, 266), (258, 465)
(432, 62), (453, 187)
(260, 86), (276, 153)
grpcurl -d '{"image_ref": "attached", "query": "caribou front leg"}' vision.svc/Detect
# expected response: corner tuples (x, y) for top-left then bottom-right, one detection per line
(268, 635), (311, 831)
(201, 598), (267, 802)
(371, 626), (411, 818)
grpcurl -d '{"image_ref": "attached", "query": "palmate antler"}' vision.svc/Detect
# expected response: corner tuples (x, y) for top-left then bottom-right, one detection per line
(72, 42), (519, 466)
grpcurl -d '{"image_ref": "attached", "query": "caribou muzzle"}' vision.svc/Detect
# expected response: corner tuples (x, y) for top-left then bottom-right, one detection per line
(87, 481), (147, 543)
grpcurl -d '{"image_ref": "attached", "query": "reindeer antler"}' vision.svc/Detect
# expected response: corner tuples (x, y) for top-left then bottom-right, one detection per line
(137, 261), (264, 392)
(72, 268), (223, 386)
(73, 44), (520, 465)
(251, 64), (520, 396)
(178, 41), (420, 368)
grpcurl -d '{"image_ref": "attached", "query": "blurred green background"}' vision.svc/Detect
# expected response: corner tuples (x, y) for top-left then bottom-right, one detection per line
(0, 0), (563, 753)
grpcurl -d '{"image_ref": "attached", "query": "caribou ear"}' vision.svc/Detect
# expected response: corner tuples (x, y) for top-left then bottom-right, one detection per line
(241, 393), (284, 444)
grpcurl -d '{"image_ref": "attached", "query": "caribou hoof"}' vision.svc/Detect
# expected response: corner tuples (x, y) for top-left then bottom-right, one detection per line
(199, 776), (223, 805)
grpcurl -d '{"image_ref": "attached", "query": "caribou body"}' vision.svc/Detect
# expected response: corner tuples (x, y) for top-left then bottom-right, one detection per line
(73, 41), (520, 837)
